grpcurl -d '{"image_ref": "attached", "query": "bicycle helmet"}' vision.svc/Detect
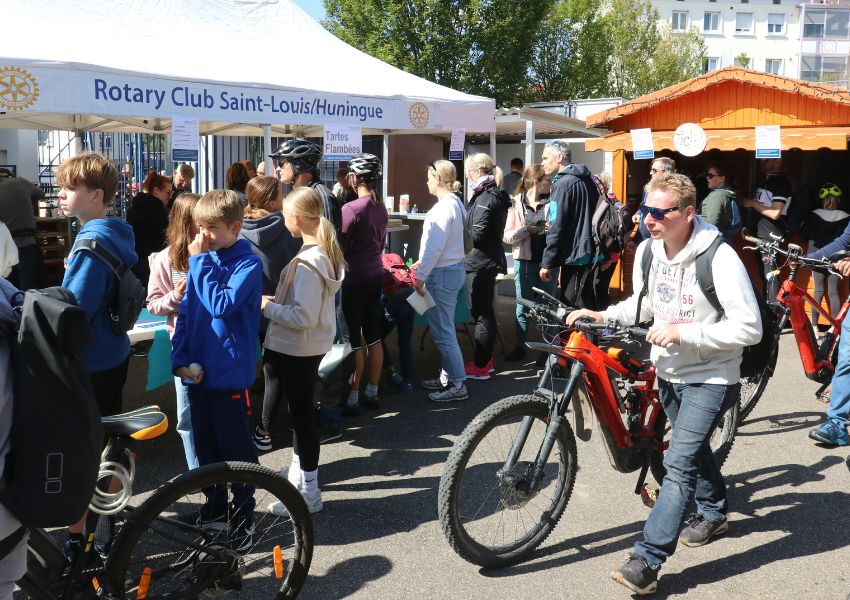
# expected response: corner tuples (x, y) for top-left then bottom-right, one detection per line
(269, 139), (322, 164)
(819, 183), (842, 200)
(347, 153), (383, 183)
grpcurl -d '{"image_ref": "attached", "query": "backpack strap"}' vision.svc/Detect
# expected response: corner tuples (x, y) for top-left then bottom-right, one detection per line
(0, 525), (26, 562)
(71, 237), (126, 281)
(634, 242), (654, 325)
(695, 236), (725, 321)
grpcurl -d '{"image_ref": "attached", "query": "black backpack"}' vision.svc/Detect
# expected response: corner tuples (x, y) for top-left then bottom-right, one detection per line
(637, 237), (775, 378)
(591, 192), (629, 258)
(71, 237), (146, 335)
(0, 287), (104, 527)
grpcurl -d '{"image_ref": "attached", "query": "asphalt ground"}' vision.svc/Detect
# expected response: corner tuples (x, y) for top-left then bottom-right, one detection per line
(99, 295), (850, 599)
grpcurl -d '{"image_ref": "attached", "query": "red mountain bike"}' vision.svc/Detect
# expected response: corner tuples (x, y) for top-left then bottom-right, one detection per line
(740, 235), (846, 422)
(437, 292), (737, 568)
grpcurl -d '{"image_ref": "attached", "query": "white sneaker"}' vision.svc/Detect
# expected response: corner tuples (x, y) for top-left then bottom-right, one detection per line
(268, 490), (323, 516)
(428, 384), (469, 403)
(280, 467), (302, 491)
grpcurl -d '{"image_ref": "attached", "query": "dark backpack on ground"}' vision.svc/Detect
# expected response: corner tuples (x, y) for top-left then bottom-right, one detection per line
(591, 192), (629, 258)
(0, 287), (104, 527)
(637, 237), (775, 378)
(71, 237), (145, 334)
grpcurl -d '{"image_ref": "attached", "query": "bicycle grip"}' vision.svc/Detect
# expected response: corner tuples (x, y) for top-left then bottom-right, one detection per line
(744, 235), (761, 244)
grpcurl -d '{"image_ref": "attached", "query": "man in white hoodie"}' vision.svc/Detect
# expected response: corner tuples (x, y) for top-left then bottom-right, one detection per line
(568, 172), (761, 595)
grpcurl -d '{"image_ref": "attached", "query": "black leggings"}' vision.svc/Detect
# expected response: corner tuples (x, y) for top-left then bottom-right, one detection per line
(90, 357), (129, 417)
(263, 349), (322, 471)
(340, 276), (383, 350)
(467, 269), (497, 368)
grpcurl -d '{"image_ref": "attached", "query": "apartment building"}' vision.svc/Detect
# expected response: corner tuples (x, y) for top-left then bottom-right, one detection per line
(651, 0), (850, 87)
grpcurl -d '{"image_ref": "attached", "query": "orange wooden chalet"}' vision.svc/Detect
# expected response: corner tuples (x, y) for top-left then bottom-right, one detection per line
(584, 66), (850, 297)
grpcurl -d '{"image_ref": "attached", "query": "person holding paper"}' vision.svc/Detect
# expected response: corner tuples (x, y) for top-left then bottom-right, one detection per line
(412, 160), (469, 402)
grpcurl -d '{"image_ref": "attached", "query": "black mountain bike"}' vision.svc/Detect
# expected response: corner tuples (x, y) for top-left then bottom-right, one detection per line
(17, 405), (313, 599)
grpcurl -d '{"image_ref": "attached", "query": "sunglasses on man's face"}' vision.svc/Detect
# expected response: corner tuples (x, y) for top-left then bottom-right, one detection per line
(642, 203), (686, 220)
(819, 185), (842, 199)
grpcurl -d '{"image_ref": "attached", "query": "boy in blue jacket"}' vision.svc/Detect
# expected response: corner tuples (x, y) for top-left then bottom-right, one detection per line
(56, 152), (138, 559)
(172, 189), (262, 551)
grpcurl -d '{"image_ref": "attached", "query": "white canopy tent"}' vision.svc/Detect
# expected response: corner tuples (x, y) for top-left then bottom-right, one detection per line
(0, 0), (494, 138)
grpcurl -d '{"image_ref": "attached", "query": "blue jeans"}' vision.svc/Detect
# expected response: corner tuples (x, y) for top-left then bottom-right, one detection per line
(174, 377), (199, 470)
(635, 380), (738, 568)
(425, 263), (466, 385)
(828, 315), (850, 427)
(513, 260), (558, 345)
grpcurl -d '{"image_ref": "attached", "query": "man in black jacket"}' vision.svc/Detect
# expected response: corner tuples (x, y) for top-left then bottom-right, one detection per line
(539, 141), (598, 306)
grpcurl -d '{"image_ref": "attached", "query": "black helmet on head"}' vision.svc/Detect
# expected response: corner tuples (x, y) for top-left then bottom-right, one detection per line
(269, 138), (322, 164)
(347, 153), (382, 183)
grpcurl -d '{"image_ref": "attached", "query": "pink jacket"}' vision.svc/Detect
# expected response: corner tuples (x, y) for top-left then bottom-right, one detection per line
(503, 194), (533, 260)
(146, 247), (184, 335)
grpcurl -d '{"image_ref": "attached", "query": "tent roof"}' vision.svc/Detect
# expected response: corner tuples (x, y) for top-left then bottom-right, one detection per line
(0, 0), (495, 135)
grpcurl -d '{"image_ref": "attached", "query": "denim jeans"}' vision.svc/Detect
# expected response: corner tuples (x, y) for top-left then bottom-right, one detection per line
(425, 263), (466, 385)
(513, 260), (558, 345)
(635, 380), (738, 568)
(827, 315), (850, 427)
(174, 376), (199, 470)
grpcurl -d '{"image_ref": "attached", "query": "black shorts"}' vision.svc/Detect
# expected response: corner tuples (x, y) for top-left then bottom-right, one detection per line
(341, 275), (384, 350)
(89, 357), (129, 417)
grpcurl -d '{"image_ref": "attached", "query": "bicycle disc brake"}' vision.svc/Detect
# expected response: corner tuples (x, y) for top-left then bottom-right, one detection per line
(497, 462), (537, 510)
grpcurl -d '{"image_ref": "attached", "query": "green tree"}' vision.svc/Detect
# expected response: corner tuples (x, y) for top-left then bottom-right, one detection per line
(323, 0), (550, 106)
(734, 52), (751, 68)
(644, 24), (707, 92)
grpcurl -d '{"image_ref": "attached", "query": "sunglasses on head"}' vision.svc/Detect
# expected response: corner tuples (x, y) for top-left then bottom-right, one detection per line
(819, 184), (842, 199)
(641, 202), (686, 220)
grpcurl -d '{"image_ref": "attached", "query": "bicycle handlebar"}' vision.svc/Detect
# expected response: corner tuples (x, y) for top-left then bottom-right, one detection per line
(743, 235), (841, 276)
(516, 298), (648, 340)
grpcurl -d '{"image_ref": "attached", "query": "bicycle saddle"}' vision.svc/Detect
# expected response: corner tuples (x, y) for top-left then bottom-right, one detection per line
(101, 405), (169, 440)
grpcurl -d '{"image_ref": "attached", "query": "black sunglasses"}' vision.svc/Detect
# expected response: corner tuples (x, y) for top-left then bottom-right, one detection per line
(642, 203), (686, 220)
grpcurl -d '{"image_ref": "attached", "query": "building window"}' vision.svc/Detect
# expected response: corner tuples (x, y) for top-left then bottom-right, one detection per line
(735, 12), (754, 34)
(704, 11), (721, 32)
(773, 0), (780, 4)
(672, 11), (688, 32)
(767, 13), (785, 35)
(825, 10), (850, 40)
(703, 57), (720, 73)
(765, 59), (782, 74)
(803, 10), (825, 38)
(801, 55), (848, 84)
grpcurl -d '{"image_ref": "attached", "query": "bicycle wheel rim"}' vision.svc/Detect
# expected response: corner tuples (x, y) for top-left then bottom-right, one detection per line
(445, 398), (572, 560)
(106, 462), (312, 599)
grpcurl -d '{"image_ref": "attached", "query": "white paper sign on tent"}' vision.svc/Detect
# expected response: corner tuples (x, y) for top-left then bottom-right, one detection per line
(755, 125), (781, 159)
(630, 129), (654, 160)
(324, 125), (362, 161)
(449, 129), (466, 160)
(171, 116), (199, 162)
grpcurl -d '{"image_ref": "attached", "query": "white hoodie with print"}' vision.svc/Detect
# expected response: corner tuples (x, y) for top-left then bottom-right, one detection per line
(600, 218), (762, 385)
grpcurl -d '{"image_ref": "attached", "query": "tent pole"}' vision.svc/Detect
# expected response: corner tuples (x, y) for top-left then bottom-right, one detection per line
(382, 132), (390, 201)
(263, 124), (273, 179)
(489, 132), (497, 163)
(524, 119), (536, 168)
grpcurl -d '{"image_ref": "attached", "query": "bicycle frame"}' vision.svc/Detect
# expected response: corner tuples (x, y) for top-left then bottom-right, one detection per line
(773, 271), (848, 383)
(517, 329), (663, 494)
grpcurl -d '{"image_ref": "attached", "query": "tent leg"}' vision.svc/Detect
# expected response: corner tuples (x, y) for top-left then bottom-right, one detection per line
(263, 124), (273, 180)
(489, 132), (497, 163)
(382, 133), (389, 201)
(524, 119), (535, 169)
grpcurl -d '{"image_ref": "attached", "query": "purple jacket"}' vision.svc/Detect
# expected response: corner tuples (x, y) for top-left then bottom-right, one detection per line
(341, 195), (388, 286)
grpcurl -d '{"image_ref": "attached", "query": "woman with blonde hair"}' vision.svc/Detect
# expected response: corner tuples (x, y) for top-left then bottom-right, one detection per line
(502, 164), (554, 361)
(412, 159), (469, 402)
(462, 153), (511, 379)
(240, 175), (302, 451)
(263, 187), (346, 513)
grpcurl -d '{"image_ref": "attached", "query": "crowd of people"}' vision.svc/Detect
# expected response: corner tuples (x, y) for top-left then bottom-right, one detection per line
(1, 137), (850, 596)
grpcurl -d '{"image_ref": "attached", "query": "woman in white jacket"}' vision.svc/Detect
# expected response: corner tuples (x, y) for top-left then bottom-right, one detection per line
(568, 172), (761, 596)
(412, 160), (468, 403)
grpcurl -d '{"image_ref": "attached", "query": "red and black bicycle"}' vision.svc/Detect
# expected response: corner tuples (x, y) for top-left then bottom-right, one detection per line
(437, 291), (737, 568)
(740, 235), (846, 422)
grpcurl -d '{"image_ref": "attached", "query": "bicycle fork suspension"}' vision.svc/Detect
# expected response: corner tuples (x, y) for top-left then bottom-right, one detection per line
(503, 361), (584, 494)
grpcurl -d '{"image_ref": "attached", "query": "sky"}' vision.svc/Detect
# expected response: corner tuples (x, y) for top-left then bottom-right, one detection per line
(293, 0), (326, 22)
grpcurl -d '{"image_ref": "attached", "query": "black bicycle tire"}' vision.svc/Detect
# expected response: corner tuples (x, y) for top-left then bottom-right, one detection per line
(649, 397), (739, 485)
(437, 394), (577, 568)
(739, 345), (779, 423)
(104, 461), (313, 599)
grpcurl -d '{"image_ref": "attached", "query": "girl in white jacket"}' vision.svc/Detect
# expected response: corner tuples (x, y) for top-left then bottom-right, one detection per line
(262, 187), (346, 514)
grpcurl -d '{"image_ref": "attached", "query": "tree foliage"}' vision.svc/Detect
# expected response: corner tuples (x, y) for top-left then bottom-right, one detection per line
(322, 0), (706, 105)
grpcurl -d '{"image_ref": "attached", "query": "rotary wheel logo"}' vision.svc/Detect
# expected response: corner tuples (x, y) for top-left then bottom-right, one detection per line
(0, 67), (39, 111)
(408, 102), (430, 129)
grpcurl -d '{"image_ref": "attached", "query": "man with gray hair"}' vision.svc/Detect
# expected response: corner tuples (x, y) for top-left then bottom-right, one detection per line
(539, 140), (599, 306)
(631, 157), (677, 247)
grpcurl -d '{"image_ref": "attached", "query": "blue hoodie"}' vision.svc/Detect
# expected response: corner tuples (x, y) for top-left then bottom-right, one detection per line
(63, 218), (137, 373)
(171, 239), (262, 391)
